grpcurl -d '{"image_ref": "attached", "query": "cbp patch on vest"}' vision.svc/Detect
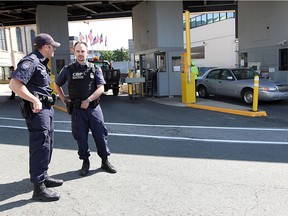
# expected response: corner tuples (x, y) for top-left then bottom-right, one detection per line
(21, 61), (32, 70)
(90, 72), (94, 79)
(72, 72), (84, 80)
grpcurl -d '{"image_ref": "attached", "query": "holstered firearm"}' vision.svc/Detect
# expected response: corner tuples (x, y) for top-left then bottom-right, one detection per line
(34, 92), (56, 107)
(19, 99), (33, 119)
(66, 98), (100, 114)
(66, 101), (73, 114)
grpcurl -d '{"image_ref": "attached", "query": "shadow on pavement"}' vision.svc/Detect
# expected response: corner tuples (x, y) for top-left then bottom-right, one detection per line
(0, 168), (103, 212)
(0, 178), (32, 211)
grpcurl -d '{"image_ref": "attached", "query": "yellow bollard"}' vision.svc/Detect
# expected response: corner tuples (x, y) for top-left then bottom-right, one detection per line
(252, 75), (259, 111)
(128, 69), (133, 95)
(50, 74), (56, 94)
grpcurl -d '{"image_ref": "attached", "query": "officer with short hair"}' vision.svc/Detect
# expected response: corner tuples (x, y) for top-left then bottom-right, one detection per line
(9, 33), (63, 202)
(54, 41), (116, 176)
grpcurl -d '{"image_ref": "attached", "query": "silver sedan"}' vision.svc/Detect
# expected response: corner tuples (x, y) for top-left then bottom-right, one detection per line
(196, 68), (288, 104)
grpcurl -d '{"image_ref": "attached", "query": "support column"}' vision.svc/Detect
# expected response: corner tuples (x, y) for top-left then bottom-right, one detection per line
(36, 5), (70, 77)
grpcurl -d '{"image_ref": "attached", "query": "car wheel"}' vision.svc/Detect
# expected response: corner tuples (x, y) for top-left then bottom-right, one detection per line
(198, 85), (209, 98)
(242, 88), (253, 104)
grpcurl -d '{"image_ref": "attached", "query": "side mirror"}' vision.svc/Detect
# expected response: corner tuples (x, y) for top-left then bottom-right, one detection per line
(227, 76), (234, 80)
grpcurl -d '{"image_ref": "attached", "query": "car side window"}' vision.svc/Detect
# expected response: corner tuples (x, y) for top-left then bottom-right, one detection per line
(220, 70), (233, 80)
(207, 70), (220, 79)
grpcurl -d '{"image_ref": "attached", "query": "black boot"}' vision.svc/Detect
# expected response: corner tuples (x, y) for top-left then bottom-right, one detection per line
(101, 158), (117, 174)
(79, 158), (90, 176)
(32, 183), (60, 202)
(44, 177), (64, 188)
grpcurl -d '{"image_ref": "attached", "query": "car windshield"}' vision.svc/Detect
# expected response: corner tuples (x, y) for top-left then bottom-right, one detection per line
(232, 69), (259, 80)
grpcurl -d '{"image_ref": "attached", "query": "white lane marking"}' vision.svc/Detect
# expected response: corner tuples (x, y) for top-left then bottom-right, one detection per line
(0, 125), (288, 145)
(1, 117), (288, 132)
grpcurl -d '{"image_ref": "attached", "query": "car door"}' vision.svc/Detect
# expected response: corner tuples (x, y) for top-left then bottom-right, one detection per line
(217, 69), (236, 96)
(204, 69), (221, 94)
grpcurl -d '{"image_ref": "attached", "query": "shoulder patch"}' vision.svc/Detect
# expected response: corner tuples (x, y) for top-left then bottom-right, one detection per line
(21, 61), (32, 70)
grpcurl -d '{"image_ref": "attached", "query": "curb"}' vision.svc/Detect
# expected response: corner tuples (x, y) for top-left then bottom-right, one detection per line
(186, 103), (267, 117)
(53, 105), (67, 113)
(53, 98), (268, 117)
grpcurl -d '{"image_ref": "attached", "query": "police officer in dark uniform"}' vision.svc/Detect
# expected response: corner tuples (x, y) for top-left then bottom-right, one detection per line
(9, 33), (63, 202)
(54, 41), (116, 176)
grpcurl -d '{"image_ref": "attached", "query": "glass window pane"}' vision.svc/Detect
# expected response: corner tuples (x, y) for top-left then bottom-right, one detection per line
(191, 18), (196, 28)
(207, 14), (213, 24)
(30, 30), (35, 50)
(0, 28), (7, 50)
(227, 12), (234, 19)
(201, 14), (207, 25)
(16, 27), (23, 52)
(191, 46), (205, 59)
(214, 13), (219, 22)
(279, 49), (288, 71)
(220, 13), (226, 20)
(196, 16), (201, 27)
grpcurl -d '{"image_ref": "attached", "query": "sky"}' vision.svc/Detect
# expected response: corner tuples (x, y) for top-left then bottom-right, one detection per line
(68, 17), (133, 51)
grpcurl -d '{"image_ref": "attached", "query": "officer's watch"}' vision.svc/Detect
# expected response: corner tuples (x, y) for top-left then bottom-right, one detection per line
(86, 98), (91, 103)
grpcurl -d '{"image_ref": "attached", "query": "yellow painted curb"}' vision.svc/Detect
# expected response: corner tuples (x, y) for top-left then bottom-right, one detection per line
(186, 103), (267, 117)
(53, 105), (67, 113)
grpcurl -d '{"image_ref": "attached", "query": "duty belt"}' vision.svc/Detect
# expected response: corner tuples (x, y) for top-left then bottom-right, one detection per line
(70, 98), (100, 109)
(37, 94), (56, 107)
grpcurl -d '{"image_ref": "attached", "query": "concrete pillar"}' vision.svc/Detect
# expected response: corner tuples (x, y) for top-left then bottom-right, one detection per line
(132, 1), (184, 96)
(36, 5), (70, 76)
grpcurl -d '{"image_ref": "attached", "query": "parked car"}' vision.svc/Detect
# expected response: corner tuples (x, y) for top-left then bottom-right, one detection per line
(196, 68), (288, 104)
(198, 67), (217, 77)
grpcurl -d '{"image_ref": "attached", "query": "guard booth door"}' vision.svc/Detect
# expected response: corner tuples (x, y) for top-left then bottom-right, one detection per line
(168, 51), (183, 96)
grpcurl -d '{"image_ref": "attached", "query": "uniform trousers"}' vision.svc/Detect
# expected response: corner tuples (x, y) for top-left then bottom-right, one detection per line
(26, 107), (54, 184)
(71, 105), (110, 160)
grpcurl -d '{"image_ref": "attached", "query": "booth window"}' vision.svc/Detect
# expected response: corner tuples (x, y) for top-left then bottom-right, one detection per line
(156, 52), (166, 72)
(279, 48), (288, 71)
(172, 57), (181, 72)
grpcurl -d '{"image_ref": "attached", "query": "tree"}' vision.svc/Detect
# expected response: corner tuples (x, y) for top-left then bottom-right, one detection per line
(99, 50), (114, 61)
(112, 47), (129, 61)
(99, 48), (130, 62)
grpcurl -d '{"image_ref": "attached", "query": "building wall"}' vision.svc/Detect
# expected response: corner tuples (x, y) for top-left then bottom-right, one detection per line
(238, 1), (288, 82)
(185, 15), (237, 68)
(0, 26), (36, 81)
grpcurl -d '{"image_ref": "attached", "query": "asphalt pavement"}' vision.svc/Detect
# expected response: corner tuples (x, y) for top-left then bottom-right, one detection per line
(2, 84), (288, 216)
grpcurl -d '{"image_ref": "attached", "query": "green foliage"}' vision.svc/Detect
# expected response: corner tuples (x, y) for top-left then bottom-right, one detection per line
(99, 51), (113, 61)
(99, 48), (130, 62)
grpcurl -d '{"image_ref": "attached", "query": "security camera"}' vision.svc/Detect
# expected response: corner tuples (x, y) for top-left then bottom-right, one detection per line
(278, 40), (287, 46)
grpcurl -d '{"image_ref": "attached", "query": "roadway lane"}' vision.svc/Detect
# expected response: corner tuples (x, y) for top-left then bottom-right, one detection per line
(1, 92), (288, 215)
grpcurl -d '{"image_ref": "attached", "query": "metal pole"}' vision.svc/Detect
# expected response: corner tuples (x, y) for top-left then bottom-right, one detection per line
(185, 10), (191, 83)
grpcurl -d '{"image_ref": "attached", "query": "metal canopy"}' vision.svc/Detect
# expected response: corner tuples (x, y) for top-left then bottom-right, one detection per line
(0, 1), (237, 27)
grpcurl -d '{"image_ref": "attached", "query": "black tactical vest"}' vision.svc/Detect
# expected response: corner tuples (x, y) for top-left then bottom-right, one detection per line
(68, 63), (97, 100)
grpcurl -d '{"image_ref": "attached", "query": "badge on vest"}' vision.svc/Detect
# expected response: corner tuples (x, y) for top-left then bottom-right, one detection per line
(90, 72), (94, 79)
(72, 72), (84, 80)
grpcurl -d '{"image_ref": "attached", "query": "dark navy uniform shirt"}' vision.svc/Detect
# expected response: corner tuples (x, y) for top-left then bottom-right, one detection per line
(56, 61), (105, 87)
(12, 49), (52, 97)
